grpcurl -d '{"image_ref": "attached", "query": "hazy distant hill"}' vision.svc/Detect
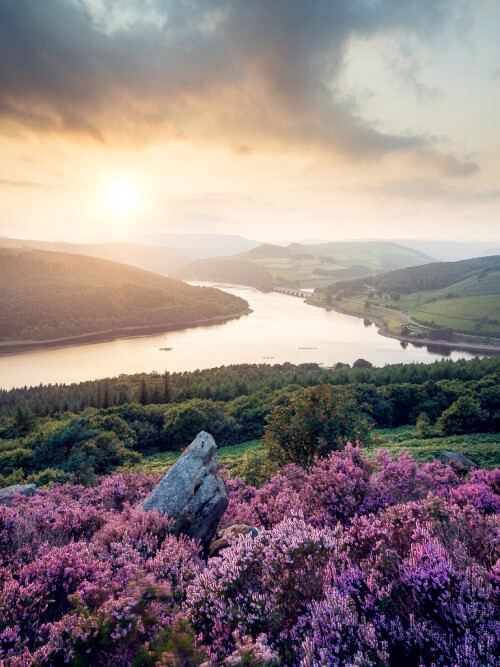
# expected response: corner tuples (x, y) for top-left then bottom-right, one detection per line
(0, 249), (248, 342)
(0, 234), (262, 275)
(0, 237), (195, 274)
(176, 240), (433, 290)
(330, 255), (500, 340)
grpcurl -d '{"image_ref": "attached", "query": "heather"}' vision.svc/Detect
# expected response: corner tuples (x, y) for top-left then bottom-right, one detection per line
(1, 449), (499, 665)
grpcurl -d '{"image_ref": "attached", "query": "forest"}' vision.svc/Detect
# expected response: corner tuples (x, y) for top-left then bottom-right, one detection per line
(0, 249), (247, 341)
(176, 257), (274, 291)
(1, 356), (498, 487)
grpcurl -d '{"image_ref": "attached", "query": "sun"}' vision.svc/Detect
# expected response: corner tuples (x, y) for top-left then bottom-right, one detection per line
(102, 176), (142, 218)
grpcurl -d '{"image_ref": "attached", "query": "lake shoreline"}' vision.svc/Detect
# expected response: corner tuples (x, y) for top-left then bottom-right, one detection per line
(306, 299), (500, 356)
(0, 307), (253, 356)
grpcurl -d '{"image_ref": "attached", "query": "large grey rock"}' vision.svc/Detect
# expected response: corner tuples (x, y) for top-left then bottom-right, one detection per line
(439, 451), (478, 469)
(139, 431), (228, 553)
(0, 483), (36, 505)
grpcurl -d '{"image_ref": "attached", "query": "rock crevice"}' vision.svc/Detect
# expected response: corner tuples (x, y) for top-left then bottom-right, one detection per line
(139, 431), (228, 554)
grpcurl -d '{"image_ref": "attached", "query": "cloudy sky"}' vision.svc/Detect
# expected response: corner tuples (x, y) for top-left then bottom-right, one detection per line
(1, 0), (499, 243)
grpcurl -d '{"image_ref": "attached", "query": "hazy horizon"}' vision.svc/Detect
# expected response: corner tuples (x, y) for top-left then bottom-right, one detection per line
(1, 1), (499, 243)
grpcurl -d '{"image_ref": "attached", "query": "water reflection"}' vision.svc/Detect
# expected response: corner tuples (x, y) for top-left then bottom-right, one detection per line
(0, 282), (482, 389)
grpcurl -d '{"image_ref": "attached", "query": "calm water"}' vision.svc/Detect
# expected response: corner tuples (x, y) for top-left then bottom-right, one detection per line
(0, 282), (479, 390)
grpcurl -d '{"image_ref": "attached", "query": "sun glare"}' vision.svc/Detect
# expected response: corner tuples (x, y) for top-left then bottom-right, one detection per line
(102, 176), (142, 218)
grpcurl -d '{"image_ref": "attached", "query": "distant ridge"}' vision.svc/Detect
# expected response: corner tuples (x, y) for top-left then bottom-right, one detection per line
(176, 240), (434, 290)
(0, 233), (262, 275)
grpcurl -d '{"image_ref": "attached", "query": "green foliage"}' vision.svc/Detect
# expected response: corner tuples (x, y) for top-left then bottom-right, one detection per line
(370, 427), (500, 469)
(176, 257), (274, 291)
(27, 467), (73, 487)
(230, 444), (276, 487)
(416, 412), (432, 438)
(1, 357), (499, 484)
(437, 396), (489, 436)
(0, 248), (247, 342)
(264, 384), (372, 468)
(329, 255), (500, 339)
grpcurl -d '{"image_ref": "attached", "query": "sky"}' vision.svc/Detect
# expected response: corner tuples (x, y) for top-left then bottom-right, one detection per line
(1, 0), (499, 244)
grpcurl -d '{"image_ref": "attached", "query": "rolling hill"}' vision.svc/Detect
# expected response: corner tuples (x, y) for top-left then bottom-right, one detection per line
(0, 249), (248, 343)
(0, 237), (195, 275)
(325, 255), (500, 342)
(176, 241), (434, 289)
(0, 234), (262, 275)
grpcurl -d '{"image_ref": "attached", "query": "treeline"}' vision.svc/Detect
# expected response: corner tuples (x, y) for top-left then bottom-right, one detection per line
(175, 257), (273, 291)
(1, 357), (499, 485)
(2, 357), (498, 418)
(0, 249), (247, 341)
(328, 254), (500, 297)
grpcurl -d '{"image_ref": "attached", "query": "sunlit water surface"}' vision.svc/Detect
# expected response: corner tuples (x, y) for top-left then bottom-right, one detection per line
(0, 282), (480, 389)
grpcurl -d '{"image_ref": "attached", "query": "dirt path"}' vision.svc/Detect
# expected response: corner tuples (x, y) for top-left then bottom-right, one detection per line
(341, 297), (430, 329)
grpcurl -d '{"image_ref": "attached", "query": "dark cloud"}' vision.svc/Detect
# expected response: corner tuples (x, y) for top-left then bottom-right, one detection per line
(0, 0), (464, 160)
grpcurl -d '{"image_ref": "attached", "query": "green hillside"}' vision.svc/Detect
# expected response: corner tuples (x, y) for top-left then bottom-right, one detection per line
(176, 241), (433, 289)
(0, 249), (248, 342)
(176, 257), (274, 291)
(325, 255), (500, 342)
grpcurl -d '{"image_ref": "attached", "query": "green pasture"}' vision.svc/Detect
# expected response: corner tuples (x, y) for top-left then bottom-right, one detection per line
(369, 427), (500, 469)
(127, 439), (260, 475)
(128, 428), (499, 479)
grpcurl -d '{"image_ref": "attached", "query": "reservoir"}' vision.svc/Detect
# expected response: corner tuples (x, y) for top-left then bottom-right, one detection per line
(0, 282), (480, 389)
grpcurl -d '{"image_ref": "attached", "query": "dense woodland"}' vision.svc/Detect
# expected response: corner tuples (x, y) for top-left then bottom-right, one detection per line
(176, 257), (274, 291)
(1, 357), (498, 486)
(0, 249), (247, 341)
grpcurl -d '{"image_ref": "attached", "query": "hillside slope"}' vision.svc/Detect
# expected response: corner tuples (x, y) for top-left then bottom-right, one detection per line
(326, 255), (500, 341)
(0, 234), (263, 274)
(0, 249), (248, 342)
(0, 237), (198, 274)
(176, 241), (433, 289)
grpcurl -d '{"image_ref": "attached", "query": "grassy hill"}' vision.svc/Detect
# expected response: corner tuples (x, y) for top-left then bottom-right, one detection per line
(176, 241), (433, 289)
(325, 255), (500, 342)
(0, 248), (248, 342)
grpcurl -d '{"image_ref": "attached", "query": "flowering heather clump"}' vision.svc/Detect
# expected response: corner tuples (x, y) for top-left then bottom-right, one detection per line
(1, 451), (499, 665)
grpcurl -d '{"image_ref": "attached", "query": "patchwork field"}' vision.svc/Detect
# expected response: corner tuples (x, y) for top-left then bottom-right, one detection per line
(176, 241), (433, 290)
(325, 257), (500, 343)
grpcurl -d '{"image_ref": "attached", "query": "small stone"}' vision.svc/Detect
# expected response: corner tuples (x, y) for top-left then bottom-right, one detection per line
(139, 431), (228, 554)
(209, 523), (260, 558)
(0, 483), (36, 505)
(438, 451), (478, 469)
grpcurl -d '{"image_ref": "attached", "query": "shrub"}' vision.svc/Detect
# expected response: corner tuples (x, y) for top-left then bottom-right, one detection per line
(263, 384), (371, 468)
(438, 397), (489, 435)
